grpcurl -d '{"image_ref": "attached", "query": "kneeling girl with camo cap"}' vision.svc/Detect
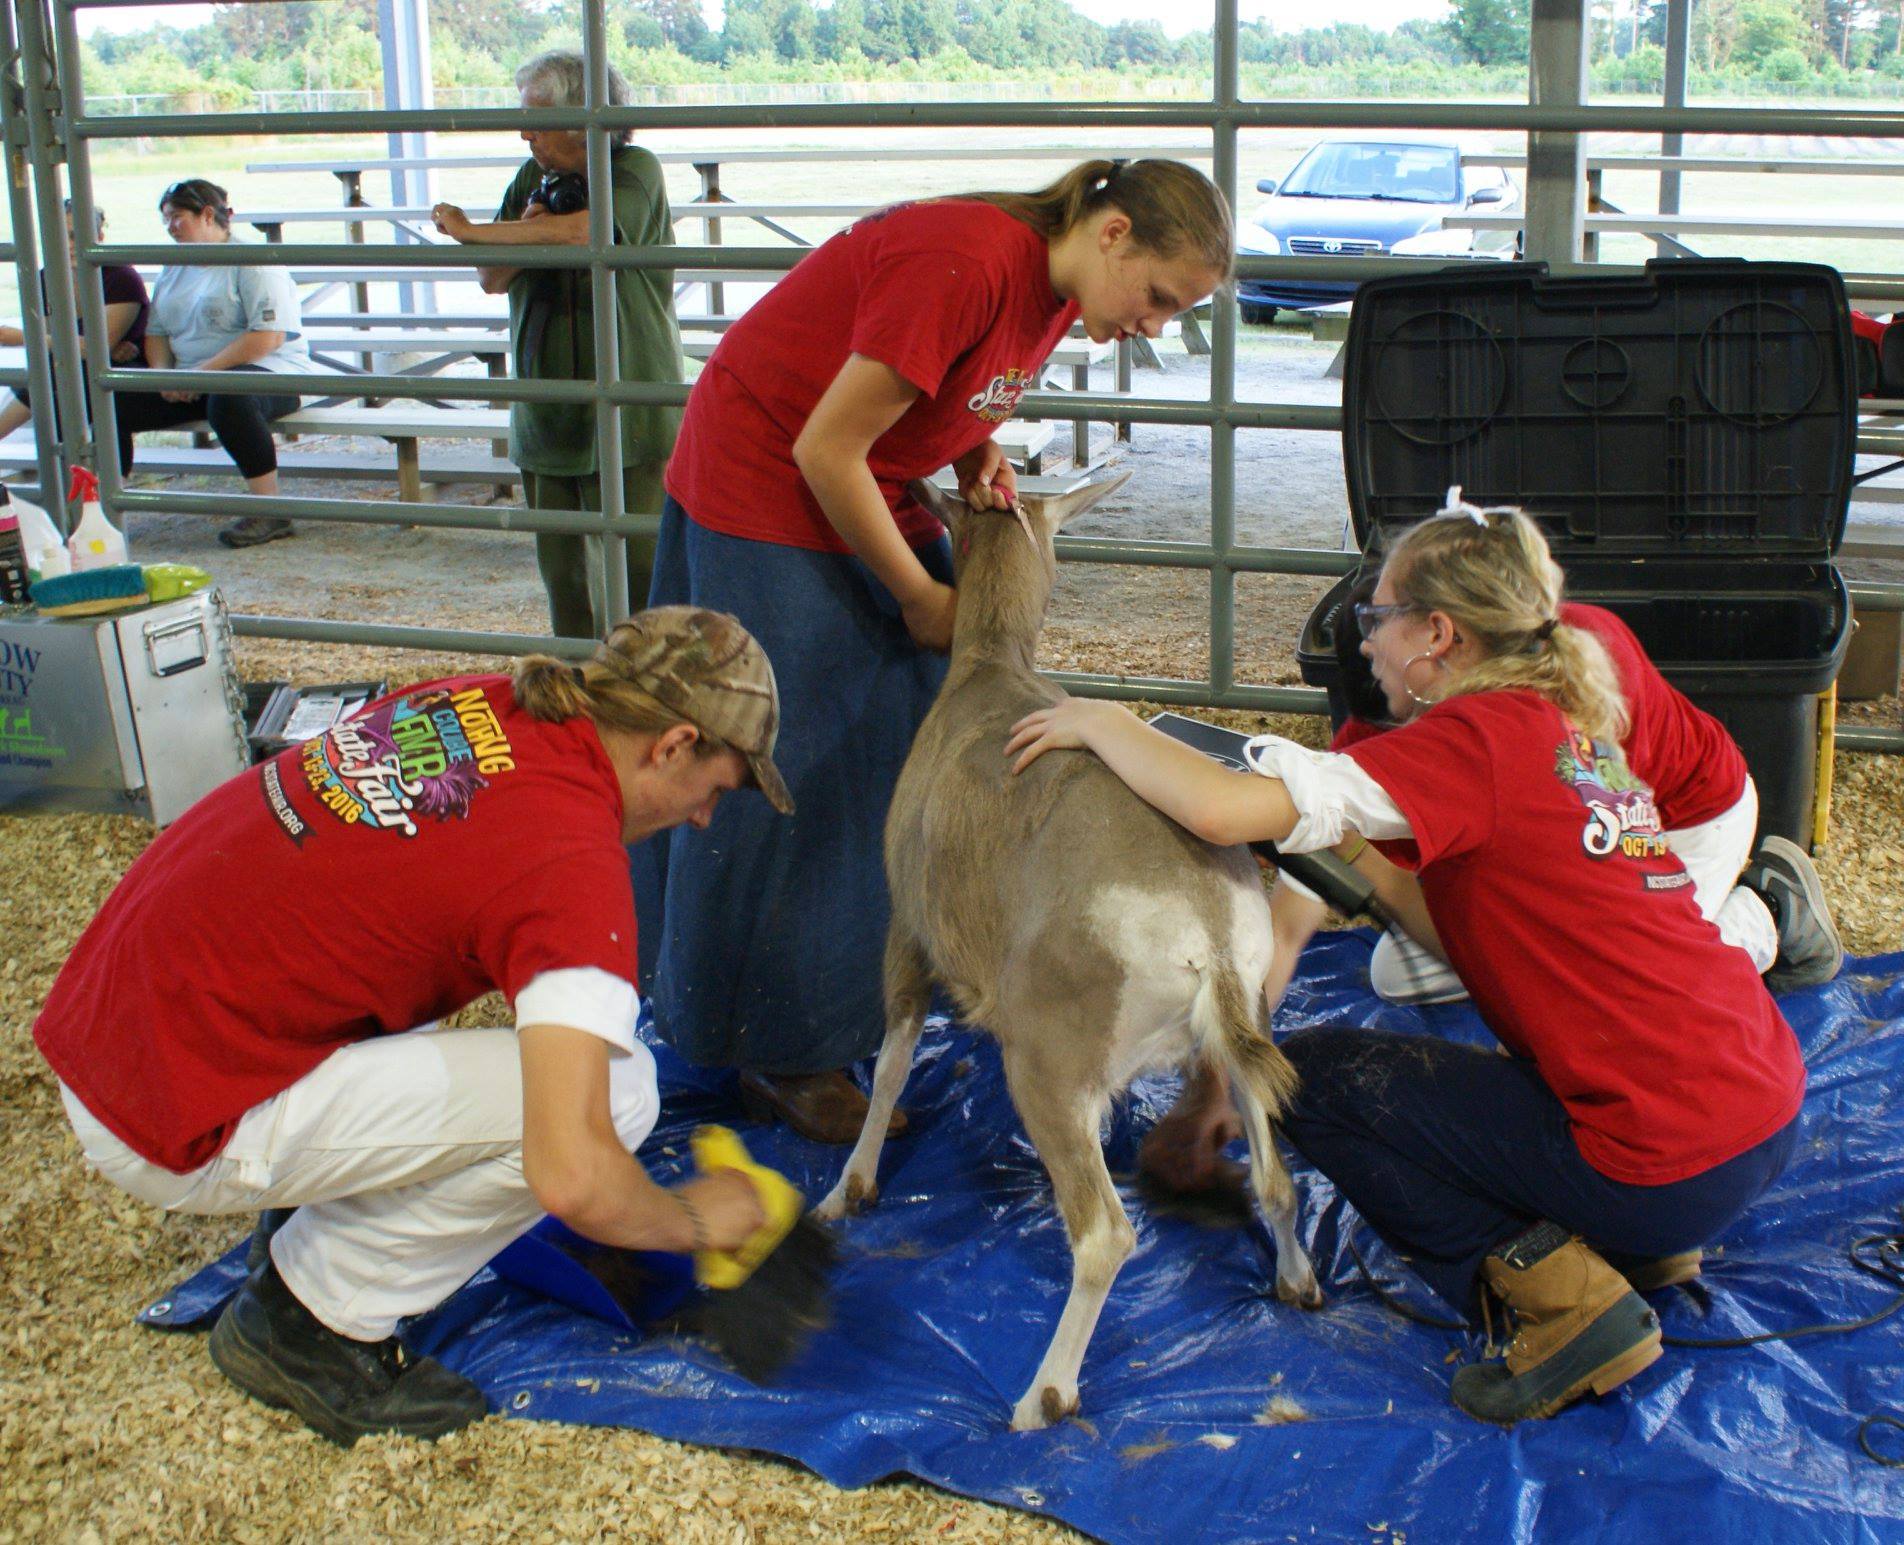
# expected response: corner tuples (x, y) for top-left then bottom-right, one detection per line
(34, 608), (792, 1445)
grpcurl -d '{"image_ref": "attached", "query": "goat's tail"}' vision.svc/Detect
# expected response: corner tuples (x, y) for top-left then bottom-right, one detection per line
(1192, 956), (1300, 1121)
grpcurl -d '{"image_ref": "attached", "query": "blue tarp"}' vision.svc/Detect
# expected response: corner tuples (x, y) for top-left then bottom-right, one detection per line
(147, 932), (1904, 1543)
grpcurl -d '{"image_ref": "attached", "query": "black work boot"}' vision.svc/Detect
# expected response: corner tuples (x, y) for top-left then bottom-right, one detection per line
(1603, 1247), (1703, 1294)
(1741, 835), (1844, 992)
(209, 1262), (487, 1446)
(244, 1208), (297, 1274)
(1451, 1222), (1662, 1426)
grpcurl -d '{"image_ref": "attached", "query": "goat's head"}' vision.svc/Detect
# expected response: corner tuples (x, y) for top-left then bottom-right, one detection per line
(906, 471), (1133, 638)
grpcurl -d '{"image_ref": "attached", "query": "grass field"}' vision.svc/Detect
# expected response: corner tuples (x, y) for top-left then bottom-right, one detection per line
(3, 111), (1901, 323)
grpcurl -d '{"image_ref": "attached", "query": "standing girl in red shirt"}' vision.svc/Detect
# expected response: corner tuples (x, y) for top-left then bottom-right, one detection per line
(633, 159), (1232, 1142)
(1007, 506), (1804, 1427)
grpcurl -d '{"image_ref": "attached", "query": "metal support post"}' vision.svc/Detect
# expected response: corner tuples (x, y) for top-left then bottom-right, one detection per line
(379, 0), (437, 315)
(0, 0), (63, 513)
(50, 0), (129, 517)
(1659, 0), (1692, 254)
(1209, 0), (1239, 696)
(16, 0), (93, 527)
(584, 0), (630, 627)
(1523, 0), (1590, 269)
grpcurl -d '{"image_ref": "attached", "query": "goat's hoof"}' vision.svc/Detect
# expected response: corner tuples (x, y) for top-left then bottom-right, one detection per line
(1277, 1274), (1325, 1311)
(1012, 1384), (1078, 1431)
(816, 1173), (876, 1222)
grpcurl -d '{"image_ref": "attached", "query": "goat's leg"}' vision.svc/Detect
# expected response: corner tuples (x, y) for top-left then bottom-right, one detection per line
(815, 928), (932, 1221)
(1005, 1057), (1135, 1430)
(1230, 1072), (1323, 1310)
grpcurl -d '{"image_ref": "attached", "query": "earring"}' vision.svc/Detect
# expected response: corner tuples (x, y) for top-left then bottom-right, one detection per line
(1401, 649), (1441, 708)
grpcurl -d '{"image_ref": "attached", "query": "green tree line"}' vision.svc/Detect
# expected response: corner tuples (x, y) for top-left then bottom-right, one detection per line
(81, 0), (1904, 104)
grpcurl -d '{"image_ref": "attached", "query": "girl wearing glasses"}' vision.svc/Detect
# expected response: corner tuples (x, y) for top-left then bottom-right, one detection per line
(1323, 549), (1837, 1008)
(1006, 497), (1804, 1429)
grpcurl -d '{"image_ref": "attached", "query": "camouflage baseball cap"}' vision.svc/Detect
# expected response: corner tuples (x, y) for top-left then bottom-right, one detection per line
(605, 606), (793, 815)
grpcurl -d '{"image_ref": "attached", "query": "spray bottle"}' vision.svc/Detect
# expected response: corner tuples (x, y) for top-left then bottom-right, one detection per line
(65, 465), (127, 572)
(0, 488), (27, 605)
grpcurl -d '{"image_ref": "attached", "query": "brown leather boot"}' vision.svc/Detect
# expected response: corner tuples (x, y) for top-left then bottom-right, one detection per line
(738, 1070), (908, 1146)
(1451, 1222), (1663, 1425)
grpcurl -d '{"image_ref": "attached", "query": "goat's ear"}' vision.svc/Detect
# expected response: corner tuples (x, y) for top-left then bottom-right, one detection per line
(905, 477), (964, 528)
(1026, 469), (1132, 533)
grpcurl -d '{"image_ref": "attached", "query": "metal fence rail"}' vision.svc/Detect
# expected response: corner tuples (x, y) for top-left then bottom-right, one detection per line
(5, 0), (1902, 747)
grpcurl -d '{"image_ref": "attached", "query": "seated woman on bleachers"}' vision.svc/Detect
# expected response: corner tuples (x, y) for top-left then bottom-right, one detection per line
(0, 201), (148, 457)
(117, 178), (314, 549)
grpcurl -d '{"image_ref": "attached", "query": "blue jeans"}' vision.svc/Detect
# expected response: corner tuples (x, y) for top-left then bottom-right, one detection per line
(628, 497), (951, 1073)
(1279, 1027), (1799, 1315)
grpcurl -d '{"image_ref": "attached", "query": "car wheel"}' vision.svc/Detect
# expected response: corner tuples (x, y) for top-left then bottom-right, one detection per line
(1239, 299), (1279, 326)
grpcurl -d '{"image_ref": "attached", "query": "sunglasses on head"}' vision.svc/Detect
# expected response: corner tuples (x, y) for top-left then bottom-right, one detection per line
(160, 182), (222, 212)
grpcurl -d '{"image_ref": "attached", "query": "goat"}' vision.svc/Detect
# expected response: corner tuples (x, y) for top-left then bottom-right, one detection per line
(816, 471), (1320, 1431)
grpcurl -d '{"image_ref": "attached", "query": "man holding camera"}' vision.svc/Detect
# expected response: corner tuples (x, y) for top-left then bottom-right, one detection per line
(434, 50), (684, 637)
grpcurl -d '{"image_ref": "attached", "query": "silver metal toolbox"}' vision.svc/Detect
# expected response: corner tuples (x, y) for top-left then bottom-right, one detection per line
(0, 587), (249, 826)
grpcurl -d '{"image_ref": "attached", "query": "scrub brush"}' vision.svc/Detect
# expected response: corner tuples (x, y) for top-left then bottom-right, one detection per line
(143, 562), (212, 603)
(682, 1124), (838, 1381)
(29, 564), (148, 617)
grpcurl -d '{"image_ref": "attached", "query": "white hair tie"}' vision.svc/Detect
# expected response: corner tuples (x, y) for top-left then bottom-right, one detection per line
(1436, 484), (1518, 527)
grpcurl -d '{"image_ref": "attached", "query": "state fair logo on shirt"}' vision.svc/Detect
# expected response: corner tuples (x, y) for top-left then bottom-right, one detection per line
(1553, 729), (1670, 862)
(276, 686), (517, 841)
(968, 367), (1031, 424)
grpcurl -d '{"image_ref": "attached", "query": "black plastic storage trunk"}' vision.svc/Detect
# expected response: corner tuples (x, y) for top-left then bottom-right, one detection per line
(1297, 258), (1856, 849)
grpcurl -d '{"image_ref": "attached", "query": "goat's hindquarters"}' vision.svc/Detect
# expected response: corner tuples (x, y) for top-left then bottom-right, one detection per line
(1204, 967), (1321, 1308)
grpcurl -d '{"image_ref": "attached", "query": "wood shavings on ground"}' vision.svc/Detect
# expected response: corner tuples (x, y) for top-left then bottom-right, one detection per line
(3, 554), (1900, 1541)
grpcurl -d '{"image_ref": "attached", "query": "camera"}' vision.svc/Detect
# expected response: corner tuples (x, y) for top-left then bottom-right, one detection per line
(527, 171), (589, 216)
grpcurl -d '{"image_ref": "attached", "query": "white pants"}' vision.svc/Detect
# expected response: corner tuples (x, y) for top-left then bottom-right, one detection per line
(61, 1024), (660, 1341)
(1371, 778), (1778, 1005)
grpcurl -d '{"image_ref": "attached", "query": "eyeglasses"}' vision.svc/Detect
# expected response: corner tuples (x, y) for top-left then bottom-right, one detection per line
(1353, 601), (1419, 634)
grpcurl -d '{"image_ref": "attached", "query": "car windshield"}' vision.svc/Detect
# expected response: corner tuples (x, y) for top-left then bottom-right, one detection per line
(1279, 142), (1461, 204)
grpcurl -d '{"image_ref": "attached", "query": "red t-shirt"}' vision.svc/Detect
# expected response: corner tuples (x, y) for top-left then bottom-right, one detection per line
(666, 199), (1080, 553)
(1344, 690), (1804, 1186)
(1330, 601), (1746, 830)
(34, 677), (640, 1173)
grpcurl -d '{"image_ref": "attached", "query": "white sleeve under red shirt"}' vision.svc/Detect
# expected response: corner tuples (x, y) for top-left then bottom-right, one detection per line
(665, 199), (1080, 554)
(33, 676), (641, 1173)
(1326, 605), (1748, 832)
(1335, 690), (1804, 1186)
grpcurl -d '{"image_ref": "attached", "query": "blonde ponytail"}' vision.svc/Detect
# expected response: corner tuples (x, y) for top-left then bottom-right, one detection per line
(1386, 491), (1629, 745)
(512, 655), (594, 722)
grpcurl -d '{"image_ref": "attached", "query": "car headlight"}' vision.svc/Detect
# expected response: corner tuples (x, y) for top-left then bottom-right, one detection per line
(1238, 227), (1282, 257)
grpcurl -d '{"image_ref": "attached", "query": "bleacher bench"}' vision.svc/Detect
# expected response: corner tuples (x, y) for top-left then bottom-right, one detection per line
(0, 406), (1059, 501)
